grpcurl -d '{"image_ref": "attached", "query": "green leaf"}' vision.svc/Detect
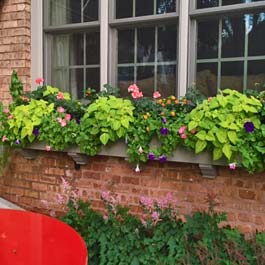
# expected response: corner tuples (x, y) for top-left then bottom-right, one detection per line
(196, 130), (207, 141)
(188, 121), (198, 131)
(213, 147), (223, 160)
(216, 130), (227, 143)
(112, 120), (121, 131)
(222, 143), (232, 160)
(227, 131), (237, 144)
(100, 133), (110, 145)
(121, 118), (129, 129)
(195, 140), (207, 153)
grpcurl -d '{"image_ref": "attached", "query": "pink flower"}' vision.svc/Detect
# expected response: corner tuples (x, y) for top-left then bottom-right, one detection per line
(151, 211), (160, 221)
(128, 84), (139, 93)
(229, 162), (236, 170)
(178, 126), (186, 135)
(35, 77), (44, 85)
(7, 115), (13, 119)
(60, 119), (67, 127)
(2, 135), (8, 142)
(57, 118), (62, 123)
(101, 191), (111, 201)
(57, 92), (65, 100)
(208, 97), (213, 102)
(180, 133), (187, 139)
(131, 90), (143, 99)
(3, 108), (9, 113)
(140, 196), (154, 209)
(190, 129), (197, 134)
(153, 91), (161, 99)
(65, 113), (71, 121)
(135, 164), (140, 172)
(57, 106), (65, 113)
(45, 145), (51, 151)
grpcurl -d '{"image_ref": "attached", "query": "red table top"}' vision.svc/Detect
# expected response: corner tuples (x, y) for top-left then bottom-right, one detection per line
(0, 209), (88, 265)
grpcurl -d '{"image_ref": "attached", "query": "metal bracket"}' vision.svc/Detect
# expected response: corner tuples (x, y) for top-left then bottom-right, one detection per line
(17, 149), (38, 160)
(199, 164), (217, 179)
(67, 152), (89, 165)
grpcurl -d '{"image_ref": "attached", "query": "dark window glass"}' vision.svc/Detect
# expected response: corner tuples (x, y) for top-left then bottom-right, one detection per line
(158, 25), (177, 62)
(118, 30), (135, 64)
(222, 16), (245, 57)
(157, 0), (176, 14)
(116, 0), (133, 18)
(247, 60), (265, 90)
(197, 20), (219, 59)
(248, 13), (265, 56)
(196, 63), (218, 96)
(86, 32), (100, 65)
(197, 0), (218, 9)
(70, 34), (84, 66)
(137, 28), (155, 63)
(137, 66), (155, 97)
(222, 0), (265, 5)
(221, 61), (244, 92)
(86, 68), (100, 95)
(157, 65), (176, 96)
(70, 69), (84, 98)
(136, 0), (154, 16)
(118, 67), (135, 97)
(83, 0), (98, 22)
(70, 0), (81, 23)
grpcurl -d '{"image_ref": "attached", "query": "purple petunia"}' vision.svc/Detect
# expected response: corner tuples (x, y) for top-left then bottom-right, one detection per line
(244, 121), (255, 133)
(159, 155), (167, 163)
(160, 127), (169, 136)
(15, 139), (20, 145)
(32, 127), (39, 136)
(161, 117), (167, 124)
(148, 153), (156, 161)
(75, 119), (80, 125)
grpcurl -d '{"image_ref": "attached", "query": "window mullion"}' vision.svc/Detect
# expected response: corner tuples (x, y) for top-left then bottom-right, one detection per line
(217, 19), (222, 91)
(154, 26), (158, 92)
(134, 28), (137, 83)
(243, 16), (249, 91)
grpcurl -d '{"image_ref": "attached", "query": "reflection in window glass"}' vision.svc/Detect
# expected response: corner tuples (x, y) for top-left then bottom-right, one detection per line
(157, 65), (176, 96)
(221, 62), (244, 91)
(86, 68), (100, 95)
(137, 66), (155, 97)
(86, 32), (100, 65)
(137, 28), (155, 63)
(49, 0), (99, 25)
(70, 34), (84, 66)
(118, 30), (135, 64)
(222, 16), (245, 58)
(52, 69), (68, 92)
(197, 0), (218, 9)
(248, 12), (265, 56)
(197, 20), (219, 59)
(222, 0), (265, 5)
(247, 60), (265, 91)
(52, 35), (70, 67)
(196, 63), (218, 96)
(158, 25), (177, 62)
(136, 0), (154, 16)
(157, 0), (176, 14)
(118, 67), (134, 97)
(116, 0), (133, 18)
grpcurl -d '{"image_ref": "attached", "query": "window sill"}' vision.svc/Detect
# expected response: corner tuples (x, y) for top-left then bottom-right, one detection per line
(16, 141), (227, 179)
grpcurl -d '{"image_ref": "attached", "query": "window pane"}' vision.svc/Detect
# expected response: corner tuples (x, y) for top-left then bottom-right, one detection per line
(52, 35), (70, 67)
(137, 28), (155, 63)
(247, 60), (265, 90)
(222, 16), (245, 58)
(196, 63), (218, 96)
(136, 0), (154, 16)
(86, 32), (100, 65)
(83, 0), (99, 22)
(118, 67), (134, 97)
(158, 25), (177, 62)
(70, 69), (84, 99)
(197, 0), (218, 9)
(137, 66), (155, 97)
(157, 0), (176, 14)
(70, 34), (84, 66)
(116, 0), (133, 18)
(222, 0), (265, 5)
(52, 69), (69, 91)
(197, 20), (219, 59)
(221, 62), (244, 92)
(86, 68), (100, 95)
(248, 13), (265, 56)
(49, 0), (81, 25)
(157, 65), (176, 96)
(118, 30), (135, 64)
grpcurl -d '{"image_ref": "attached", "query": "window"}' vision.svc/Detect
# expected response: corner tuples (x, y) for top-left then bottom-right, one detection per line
(190, 0), (265, 96)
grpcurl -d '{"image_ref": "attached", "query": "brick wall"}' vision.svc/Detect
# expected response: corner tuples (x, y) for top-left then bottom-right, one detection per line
(0, 0), (31, 105)
(1, 150), (265, 235)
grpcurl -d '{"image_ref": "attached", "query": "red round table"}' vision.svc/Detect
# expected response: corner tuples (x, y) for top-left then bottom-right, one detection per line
(0, 209), (88, 265)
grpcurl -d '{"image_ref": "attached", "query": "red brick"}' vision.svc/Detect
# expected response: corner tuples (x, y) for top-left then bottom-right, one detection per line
(239, 189), (256, 200)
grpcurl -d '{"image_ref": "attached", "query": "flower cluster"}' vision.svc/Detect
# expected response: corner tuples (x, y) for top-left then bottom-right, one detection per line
(178, 125), (187, 139)
(56, 107), (72, 127)
(128, 84), (143, 99)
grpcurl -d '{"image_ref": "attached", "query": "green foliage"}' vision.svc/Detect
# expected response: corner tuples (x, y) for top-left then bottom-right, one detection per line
(61, 193), (265, 265)
(185, 85), (207, 106)
(187, 89), (262, 171)
(9, 70), (24, 106)
(77, 96), (135, 155)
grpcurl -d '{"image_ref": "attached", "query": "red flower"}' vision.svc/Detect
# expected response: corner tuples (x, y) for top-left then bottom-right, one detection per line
(35, 77), (44, 85)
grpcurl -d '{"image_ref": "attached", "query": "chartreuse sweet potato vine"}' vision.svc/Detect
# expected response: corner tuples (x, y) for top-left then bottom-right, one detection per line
(187, 89), (262, 172)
